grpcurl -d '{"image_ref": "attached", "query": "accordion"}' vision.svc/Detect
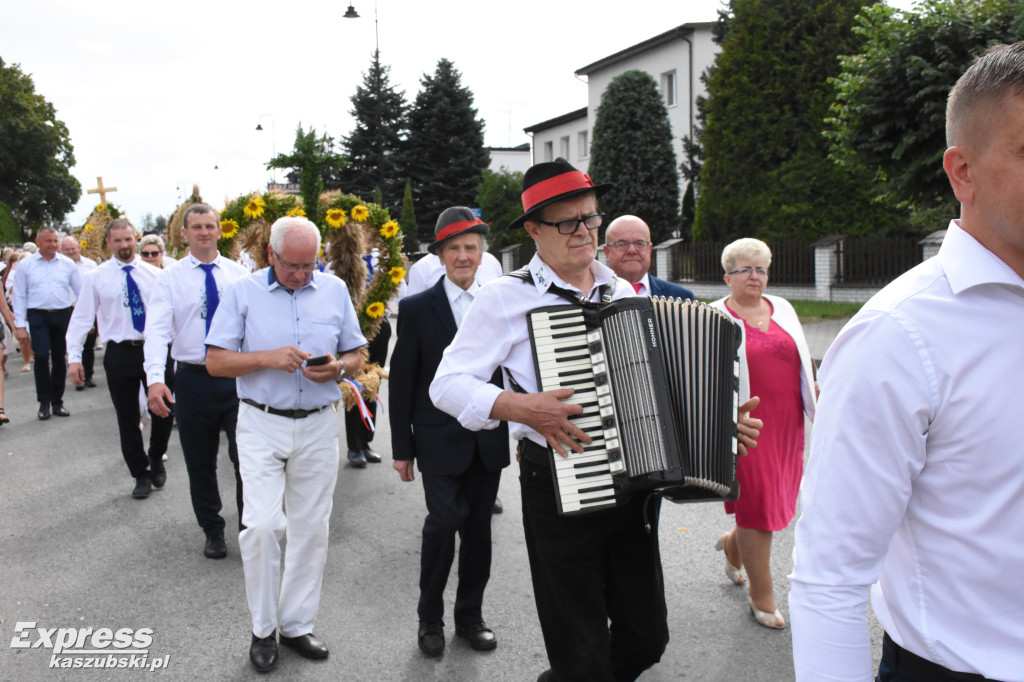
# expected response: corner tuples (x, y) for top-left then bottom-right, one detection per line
(527, 296), (742, 516)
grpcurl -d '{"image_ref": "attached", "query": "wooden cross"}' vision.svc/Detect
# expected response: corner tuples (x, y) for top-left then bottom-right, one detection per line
(87, 177), (118, 204)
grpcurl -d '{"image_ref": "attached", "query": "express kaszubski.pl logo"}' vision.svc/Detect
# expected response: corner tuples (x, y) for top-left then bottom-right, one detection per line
(10, 622), (170, 671)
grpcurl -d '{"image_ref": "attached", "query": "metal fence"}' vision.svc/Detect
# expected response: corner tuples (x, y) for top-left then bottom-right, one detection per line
(665, 239), (816, 285)
(832, 236), (921, 285)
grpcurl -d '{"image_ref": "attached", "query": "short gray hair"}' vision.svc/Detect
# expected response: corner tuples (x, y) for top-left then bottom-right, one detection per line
(947, 41), (1024, 148)
(721, 238), (772, 273)
(139, 234), (165, 251)
(269, 216), (321, 254)
(183, 203), (217, 229)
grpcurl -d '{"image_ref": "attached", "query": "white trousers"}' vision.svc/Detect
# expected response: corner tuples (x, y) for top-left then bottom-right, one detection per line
(236, 402), (340, 638)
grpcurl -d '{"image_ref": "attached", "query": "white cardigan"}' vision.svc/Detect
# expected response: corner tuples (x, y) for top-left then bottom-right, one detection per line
(710, 294), (816, 423)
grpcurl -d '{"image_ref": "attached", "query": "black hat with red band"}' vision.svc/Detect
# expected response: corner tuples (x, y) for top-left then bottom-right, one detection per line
(507, 157), (614, 230)
(428, 206), (490, 254)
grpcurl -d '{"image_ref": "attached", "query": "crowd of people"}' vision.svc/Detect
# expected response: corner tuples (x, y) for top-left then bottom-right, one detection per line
(5, 43), (1023, 681)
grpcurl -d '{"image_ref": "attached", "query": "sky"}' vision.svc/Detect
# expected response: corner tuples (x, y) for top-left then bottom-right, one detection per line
(3, 0), (916, 228)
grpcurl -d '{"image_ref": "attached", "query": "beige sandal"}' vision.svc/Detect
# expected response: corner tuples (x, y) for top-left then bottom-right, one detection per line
(714, 533), (745, 585)
(749, 598), (785, 629)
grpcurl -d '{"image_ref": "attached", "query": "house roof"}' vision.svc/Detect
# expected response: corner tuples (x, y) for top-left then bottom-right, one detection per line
(575, 22), (713, 77)
(523, 107), (588, 134)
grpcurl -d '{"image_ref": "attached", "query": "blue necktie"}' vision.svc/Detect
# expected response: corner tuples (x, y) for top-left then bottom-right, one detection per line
(199, 263), (219, 334)
(123, 265), (146, 332)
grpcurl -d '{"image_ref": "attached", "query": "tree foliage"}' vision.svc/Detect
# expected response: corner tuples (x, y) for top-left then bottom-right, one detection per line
(268, 125), (348, 226)
(476, 167), (530, 251)
(401, 58), (488, 242)
(826, 0), (1024, 223)
(0, 59), (81, 230)
(587, 70), (680, 243)
(0, 200), (19, 243)
(342, 51), (408, 215)
(399, 180), (417, 245)
(693, 0), (903, 242)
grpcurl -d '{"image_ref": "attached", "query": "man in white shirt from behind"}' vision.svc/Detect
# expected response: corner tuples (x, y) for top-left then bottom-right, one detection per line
(789, 42), (1024, 682)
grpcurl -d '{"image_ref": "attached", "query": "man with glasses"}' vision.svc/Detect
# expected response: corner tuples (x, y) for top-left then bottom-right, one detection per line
(206, 216), (365, 673)
(144, 204), (248, 560)
(431, 159), (762, 681)
(602, 215), (693, 300)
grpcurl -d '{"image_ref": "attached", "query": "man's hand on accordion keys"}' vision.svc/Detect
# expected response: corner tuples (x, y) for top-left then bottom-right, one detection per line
(491, 387), (593, 458)
(736, 396), (763, 457)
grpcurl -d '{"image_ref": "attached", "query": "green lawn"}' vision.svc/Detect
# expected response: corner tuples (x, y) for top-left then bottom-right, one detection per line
(789, 300), (862, 323)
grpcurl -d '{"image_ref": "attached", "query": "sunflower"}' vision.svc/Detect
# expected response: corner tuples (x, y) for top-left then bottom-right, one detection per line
(325, 208), (348, 228)
(84, 224), (94, 231)
(220, 219), (240, 239)
(243, 195), (266, 219)
(365, 301), (386, 319)
(96, 203), (106, 212)
(379, 220), (399, 239)
(79, 240), (88, 249)
(388, 266), (406, 284)
(287, 206), (306, 217)
(351, 205), (370, 222)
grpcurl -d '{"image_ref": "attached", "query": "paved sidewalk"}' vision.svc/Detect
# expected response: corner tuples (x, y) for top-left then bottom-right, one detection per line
(802, 317), (851, 366)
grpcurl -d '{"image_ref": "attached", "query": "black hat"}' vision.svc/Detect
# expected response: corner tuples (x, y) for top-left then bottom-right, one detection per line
(507, 158), (614, 230)
(427, 206), (490, 255)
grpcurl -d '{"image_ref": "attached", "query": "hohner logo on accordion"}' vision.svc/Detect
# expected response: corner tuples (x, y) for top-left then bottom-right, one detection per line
(527, 296), (742, 516)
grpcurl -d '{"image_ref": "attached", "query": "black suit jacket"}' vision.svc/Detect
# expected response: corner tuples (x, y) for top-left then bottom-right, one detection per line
(389, 278), (510, 476)
(649, 275), (695, 301)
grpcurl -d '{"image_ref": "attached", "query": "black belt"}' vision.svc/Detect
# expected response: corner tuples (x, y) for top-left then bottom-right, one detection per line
(519, 438), (551, 467)
(241, 398), (328, 420)
(882, 633), (995, 682)
(176, 361), (208, 373)
(109, 339), (145, 347)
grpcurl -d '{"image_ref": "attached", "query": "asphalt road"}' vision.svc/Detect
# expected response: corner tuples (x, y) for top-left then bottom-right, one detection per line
(0, 323), (879, 681)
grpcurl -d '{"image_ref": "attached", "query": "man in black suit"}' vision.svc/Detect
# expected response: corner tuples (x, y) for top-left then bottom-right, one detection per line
(603, 215), (694, 300)
(389, 207), (510, 658)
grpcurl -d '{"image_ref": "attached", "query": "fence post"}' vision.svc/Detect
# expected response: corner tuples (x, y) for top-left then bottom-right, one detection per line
(653, 239), (681, 280)
(813, 235), (844, 302)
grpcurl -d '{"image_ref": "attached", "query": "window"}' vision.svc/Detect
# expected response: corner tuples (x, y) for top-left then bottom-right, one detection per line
(559, 135), (570, 159)
(578, 130), (589, 159)
(661, 70), (677, 107)
(543, 141), (553, 162)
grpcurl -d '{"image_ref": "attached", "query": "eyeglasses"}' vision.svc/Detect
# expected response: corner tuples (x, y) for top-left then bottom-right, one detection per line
(536, 213), (604, 235)
(140, 250), (161, 257)
(606, 240), (651, 252)
(728, 266), (768, 277)
(273, 253), (316, 274)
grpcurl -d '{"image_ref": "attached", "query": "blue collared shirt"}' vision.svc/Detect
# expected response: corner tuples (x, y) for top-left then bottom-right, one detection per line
(205, 267), (367, 410)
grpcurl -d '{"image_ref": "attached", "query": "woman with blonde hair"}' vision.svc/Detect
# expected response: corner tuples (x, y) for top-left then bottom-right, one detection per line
(710, 237), (816, 629)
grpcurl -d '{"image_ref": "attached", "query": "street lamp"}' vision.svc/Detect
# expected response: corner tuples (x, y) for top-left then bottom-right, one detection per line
(344, 2), (385, 202)
(255, 113), (277, 183)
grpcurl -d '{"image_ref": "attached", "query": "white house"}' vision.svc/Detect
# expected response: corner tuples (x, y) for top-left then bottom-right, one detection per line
(525, 23), (718, 197)
(487, 142), (531, 175)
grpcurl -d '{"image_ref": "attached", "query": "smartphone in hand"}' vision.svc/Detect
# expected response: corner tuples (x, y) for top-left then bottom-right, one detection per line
(306, 355), (330, 366)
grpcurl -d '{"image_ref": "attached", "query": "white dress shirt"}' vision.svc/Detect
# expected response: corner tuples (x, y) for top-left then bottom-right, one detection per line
(443, 276), (480, 328)
(405, 252), (503, 298)
(789, 221), (1024, 681)
(430, 253), (633, 446)
(65, 257), (162, 363)
(75, 255), (98, 274)
(11, 251), (83, 327)
(205, 268), (367, 411)
(143, 253), (250, 384)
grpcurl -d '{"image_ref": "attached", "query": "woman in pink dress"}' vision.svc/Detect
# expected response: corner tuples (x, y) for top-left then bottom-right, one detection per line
(710, 238), (817, 630)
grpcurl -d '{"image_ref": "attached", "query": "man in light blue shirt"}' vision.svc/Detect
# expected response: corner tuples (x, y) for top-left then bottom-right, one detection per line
(206, 216), (364, 673)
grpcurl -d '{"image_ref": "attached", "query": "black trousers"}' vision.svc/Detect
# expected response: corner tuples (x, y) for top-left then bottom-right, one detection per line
(345, 317), (391, 450)
(877, 633), (995, 682)
(81, 328), (97, 380)
(519, 445), (669, 682)
(26, 307), (72, 405)
(418, 453), (502, 626)
(104, 341), (174, 478)
(174, 363), (242, 538)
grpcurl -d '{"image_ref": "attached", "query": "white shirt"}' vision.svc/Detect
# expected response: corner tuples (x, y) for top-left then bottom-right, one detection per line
(443, 277), (480, 328)
(65, 257), (162, 363)
(789, 221), (1024, 681)
(143, 253), (250, 384)
(430, 253), (632, 446)
(74, 255), (98, 274)
(11, 251), (83, 327)
(405, 252), (503, 297)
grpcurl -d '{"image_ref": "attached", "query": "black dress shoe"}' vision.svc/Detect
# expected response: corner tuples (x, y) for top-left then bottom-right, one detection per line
(492, 496), (503, 514)
(455, 622), (497, 651)
(250, 632), (278, 672)
(347, 449), (367, 468)
(204, 535), (227, 559)
(279, 633), (328, 659)
(84, 378), (96, 388)
(537, 670), (556, 682)
(150, 456), (166, 488)
(417, 621), (445, 657)
(132, 474), (152, 499)
(75, 384), (85, 391)
(38, 403), (50, 420)
(362, 447), (382, 463)
(51, 403), (70, 417)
